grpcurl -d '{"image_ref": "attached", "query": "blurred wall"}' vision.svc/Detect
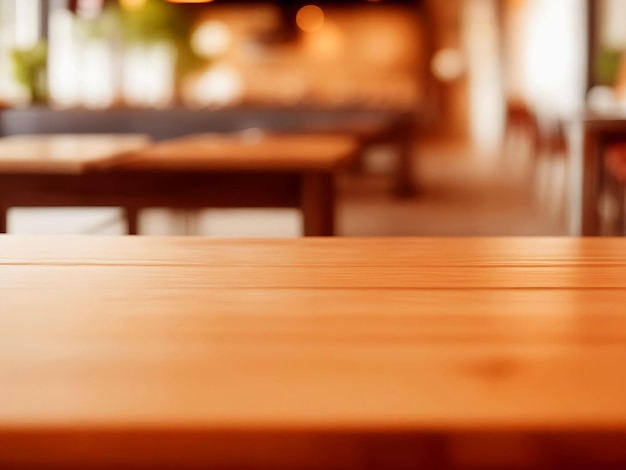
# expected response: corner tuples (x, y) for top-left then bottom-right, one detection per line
(424, 0), (470, 141)
(1, 1), (424, 111)
(464, 0), (503, 153)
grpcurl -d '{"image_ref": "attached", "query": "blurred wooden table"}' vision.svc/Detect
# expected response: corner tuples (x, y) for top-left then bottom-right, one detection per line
(0, 133), (150, 173)
(0, 107), (418, 196)
(0, 134), (150, 234)
(4, 237), (626, 469)
(0, 134), (358, 236)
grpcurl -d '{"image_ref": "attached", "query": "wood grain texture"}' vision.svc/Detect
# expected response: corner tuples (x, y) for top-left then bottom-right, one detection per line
(0, 134), (150, 173)
(101, 133), (359, 172)
(3, 237), (626, 468)
(4, 263), (626, 289)
(3, 236), (626, 267)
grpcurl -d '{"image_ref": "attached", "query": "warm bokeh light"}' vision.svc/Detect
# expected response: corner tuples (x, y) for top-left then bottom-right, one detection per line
(296, 5), (325, 33)
(303, 22), (344, 60)
(431, 48), (465, 82)
(191, 21), (231, 58)
(119, 0), (146, 10)
(166, 0), (214, 3)
(192, 64), (244, 107)
(122, 44), (176, 108)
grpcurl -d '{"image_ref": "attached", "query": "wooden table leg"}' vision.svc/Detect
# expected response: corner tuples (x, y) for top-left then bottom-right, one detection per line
(391, 117), (418, 198)
(124, 207), (140, 236)
(423, 435), (450, 470)
(618, 185), (626, 236)
(0, 207), (7, 234)
(302, 171), (335, 236)
(606, 173), (626, 236)
(581, 129), (602, 236)
(360, 434), (450, 470)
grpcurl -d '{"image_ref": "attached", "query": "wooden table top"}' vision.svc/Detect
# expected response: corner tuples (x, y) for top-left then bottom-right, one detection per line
(103, 133), (360, 172)
(3, 237), (626, 468)
(0, 134), (151, 173)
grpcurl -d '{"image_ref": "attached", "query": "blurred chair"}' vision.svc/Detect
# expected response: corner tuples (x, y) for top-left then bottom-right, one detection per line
(503, 98), (541, 161)
(539, 115), (569, 220)
(503, 98), (568, 220)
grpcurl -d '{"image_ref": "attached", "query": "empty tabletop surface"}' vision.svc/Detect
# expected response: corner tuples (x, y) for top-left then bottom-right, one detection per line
(3, 237), (626, 436)
(0, 134), (151, 173)
(102, 133), (360, 172)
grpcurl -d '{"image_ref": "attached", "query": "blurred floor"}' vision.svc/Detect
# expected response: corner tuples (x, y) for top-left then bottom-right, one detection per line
(339, 140), (567, 236)
(7, 140), (567, 237)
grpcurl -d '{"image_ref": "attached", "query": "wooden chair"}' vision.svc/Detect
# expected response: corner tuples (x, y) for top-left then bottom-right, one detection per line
(503, 99), (541, 161)
(504, 98), (568, 157)
(539, 116), (569, 220)
(504, 99), (569, 220)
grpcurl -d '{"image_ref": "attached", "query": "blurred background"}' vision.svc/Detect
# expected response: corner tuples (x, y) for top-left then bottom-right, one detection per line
(0, 0), (620, 237)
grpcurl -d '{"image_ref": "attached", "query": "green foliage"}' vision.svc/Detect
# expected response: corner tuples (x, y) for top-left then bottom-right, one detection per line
(119, 0), (188, 44)
(596, 48), (623, 87)
(122, 0), (207, 84)
(76, 0), (207, 83)
(10, 42), (48, 103)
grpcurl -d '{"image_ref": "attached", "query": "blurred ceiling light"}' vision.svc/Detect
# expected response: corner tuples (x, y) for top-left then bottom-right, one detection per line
(430, 48), (465, 82)
(191, 21), (231, 58)
(296, 5), (325, 33)
(119, 0), (146, 10)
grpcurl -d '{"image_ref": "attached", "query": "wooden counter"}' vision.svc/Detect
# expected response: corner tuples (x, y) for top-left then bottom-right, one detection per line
(3, 237), (626, 469)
